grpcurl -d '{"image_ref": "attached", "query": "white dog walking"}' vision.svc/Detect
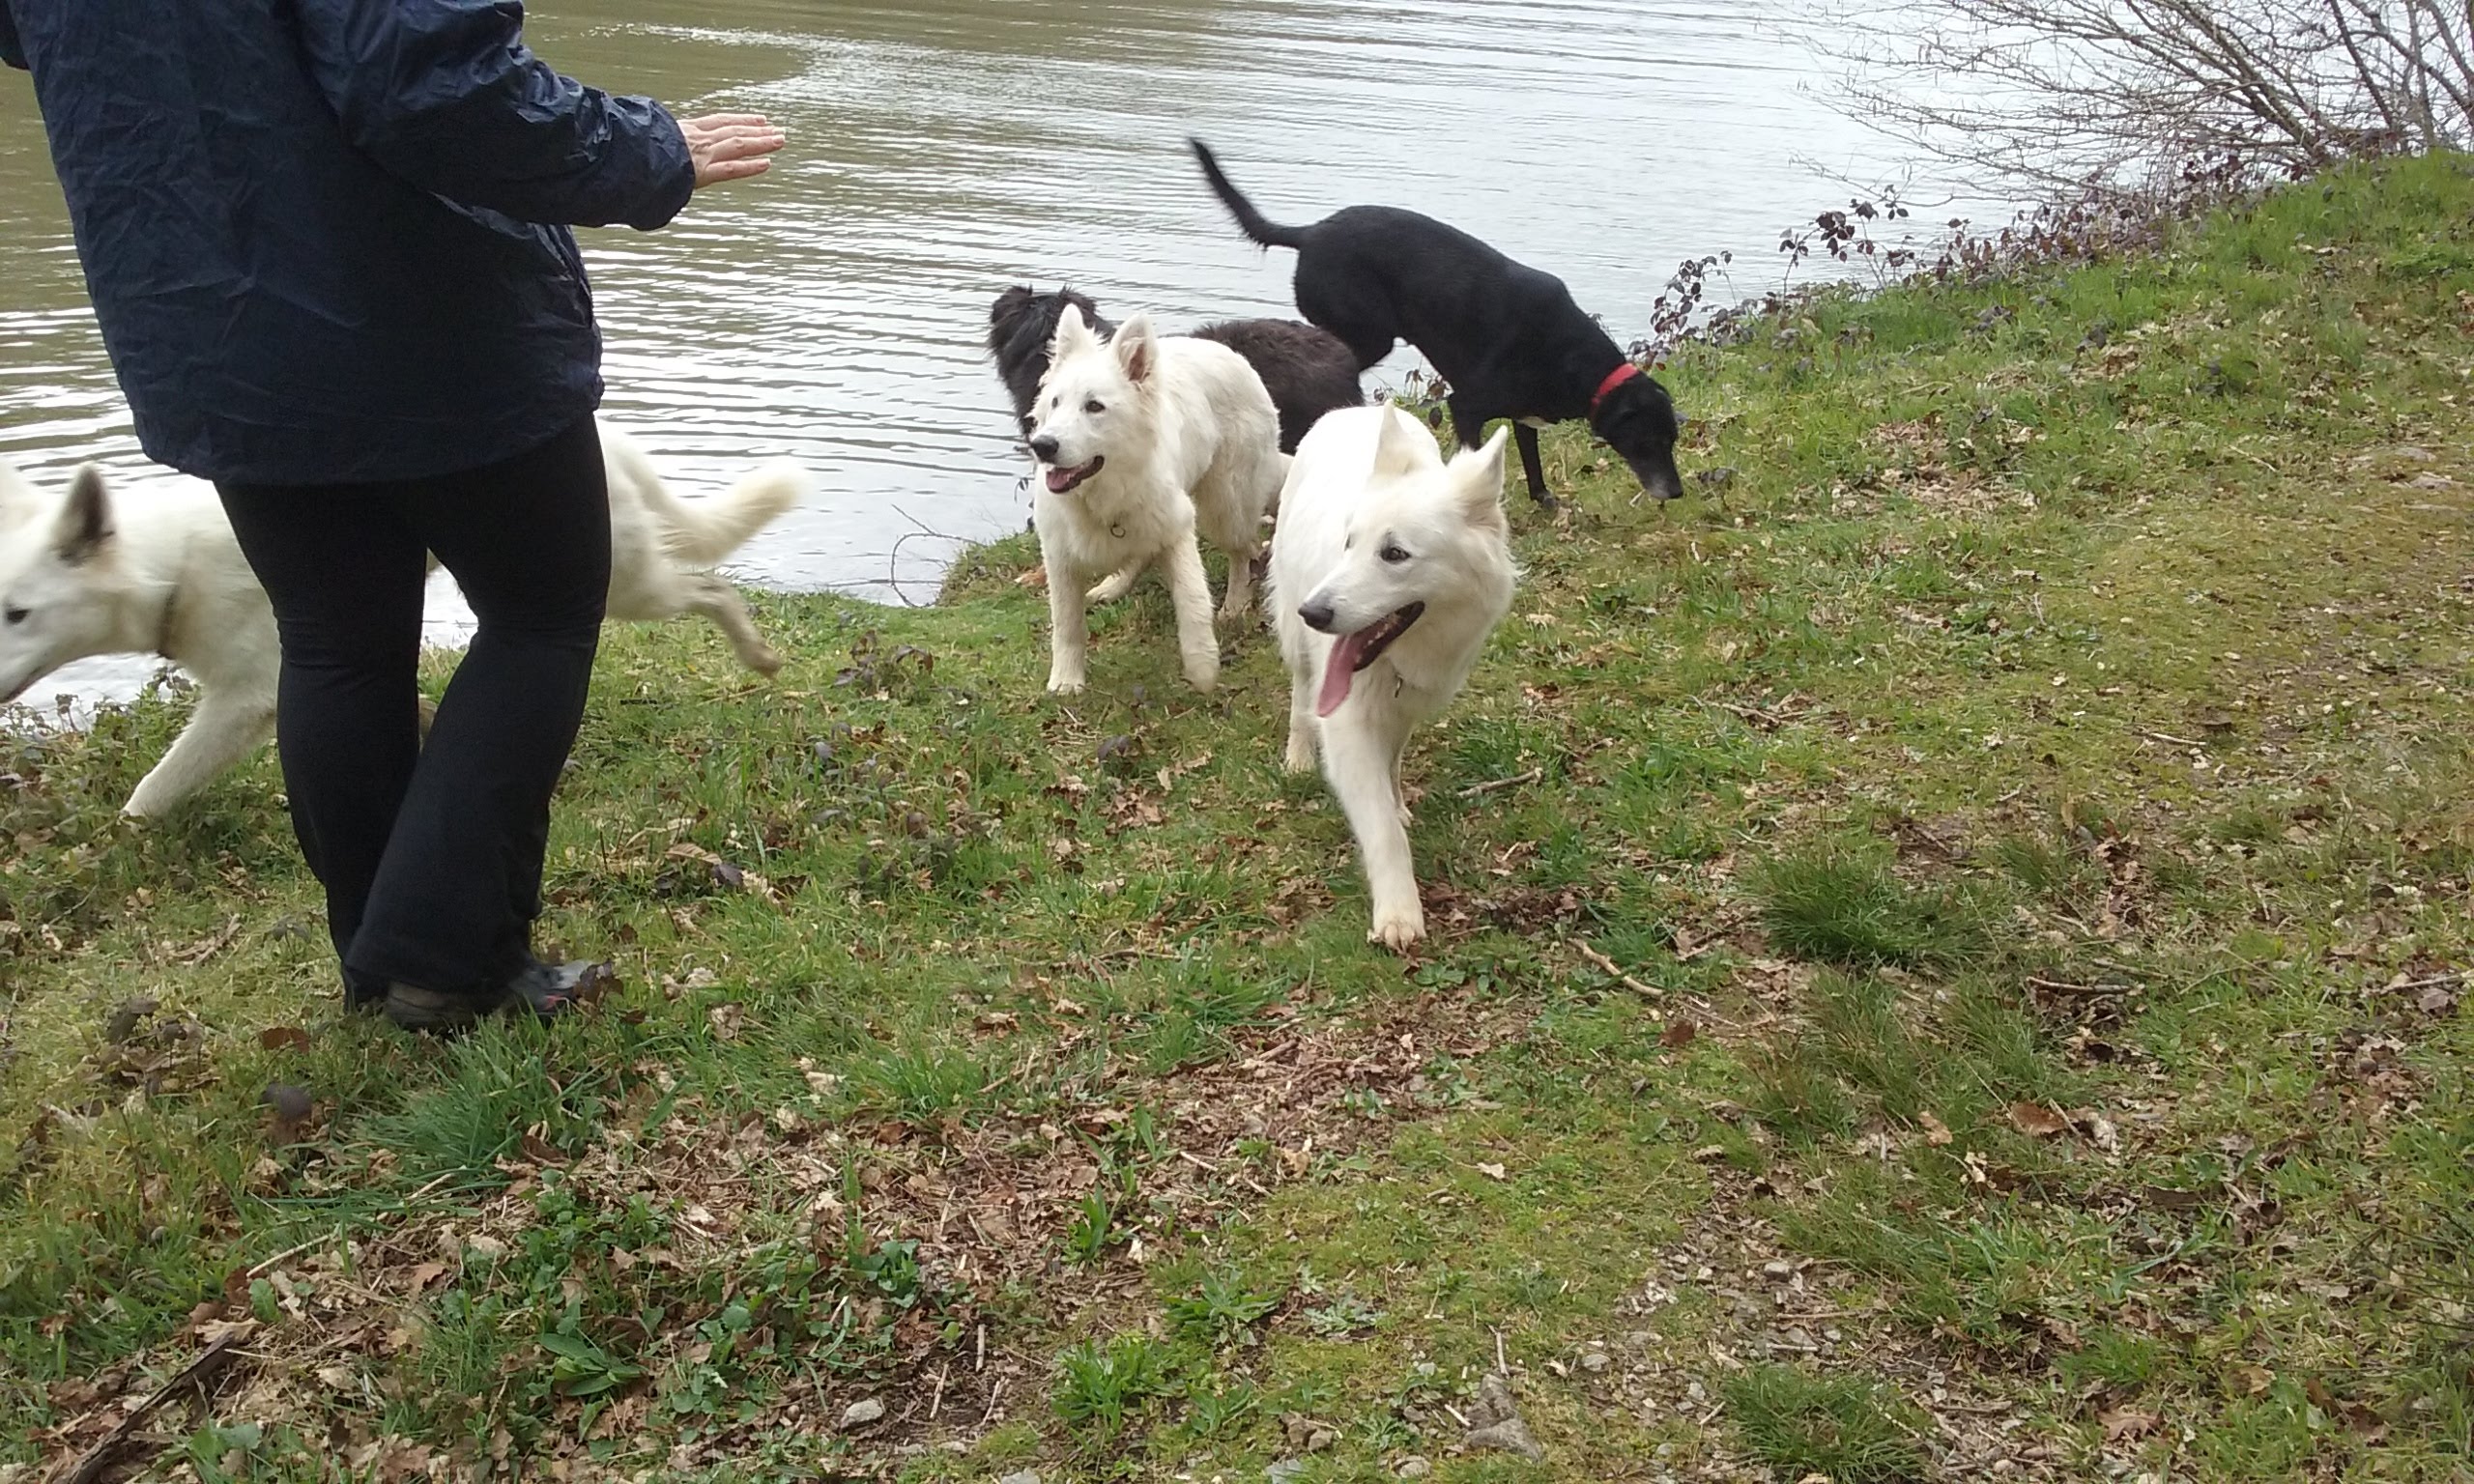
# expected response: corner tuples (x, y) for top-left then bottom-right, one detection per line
(0, 424), (806, 817)
(1271, 406), (1516, 950)
(1026, 305), (1284, 694)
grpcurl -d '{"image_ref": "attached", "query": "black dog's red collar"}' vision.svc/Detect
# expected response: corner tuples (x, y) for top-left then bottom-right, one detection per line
(1590, 361), (1642, 416)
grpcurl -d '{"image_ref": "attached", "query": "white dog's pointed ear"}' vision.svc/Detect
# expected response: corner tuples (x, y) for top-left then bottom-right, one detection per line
(1452, 427), (1510, 534)
(1113, 312), (1158, 384)
(1051, 303), (1098, 359)
(1371, 406), (1431, 480)
(53, 464), (114, 565)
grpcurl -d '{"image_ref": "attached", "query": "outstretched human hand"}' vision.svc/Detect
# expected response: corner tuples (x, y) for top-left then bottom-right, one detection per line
(678, 113), (785, 188)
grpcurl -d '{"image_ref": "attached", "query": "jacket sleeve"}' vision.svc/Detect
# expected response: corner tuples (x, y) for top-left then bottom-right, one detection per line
(292, 0), (695, 230)
(2, 3), (26, 71)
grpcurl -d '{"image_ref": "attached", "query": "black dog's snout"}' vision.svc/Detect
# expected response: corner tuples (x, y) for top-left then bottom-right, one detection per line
(1028, 434), (1060, 463)
(1298, 600), (1337, 633)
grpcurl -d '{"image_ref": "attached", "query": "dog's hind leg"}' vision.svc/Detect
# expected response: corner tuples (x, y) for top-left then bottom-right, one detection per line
(122, 688), (276, 819)
(1216, 539), (1257, 626)
(1086, 558), (1144, 604)
(683, 573), (785, 676)
(1162, 536), (1221, 692)
(1321, 714), (1423, 950)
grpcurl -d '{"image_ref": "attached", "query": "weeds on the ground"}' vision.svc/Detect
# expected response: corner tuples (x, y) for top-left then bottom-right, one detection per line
(5, 154), (2472, 1480)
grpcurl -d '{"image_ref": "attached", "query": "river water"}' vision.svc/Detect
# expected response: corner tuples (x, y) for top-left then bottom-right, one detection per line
(0, 0), (1925, 708)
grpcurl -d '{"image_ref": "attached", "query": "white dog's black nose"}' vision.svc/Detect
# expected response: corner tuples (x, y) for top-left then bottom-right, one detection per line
(1028, 434), (1060, 463)
(1298, 600), (1337, 633)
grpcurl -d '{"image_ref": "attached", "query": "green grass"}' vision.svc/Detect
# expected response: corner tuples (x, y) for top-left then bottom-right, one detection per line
(6, 154), (2474, 1481)
(1722, 1364), (1932, 1483)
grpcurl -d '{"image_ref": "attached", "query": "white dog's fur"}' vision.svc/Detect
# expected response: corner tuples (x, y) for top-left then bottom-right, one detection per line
(0, 424), (806, 818)
(1026, 305), (1285, 694)
(1270, 406), (1516, 951)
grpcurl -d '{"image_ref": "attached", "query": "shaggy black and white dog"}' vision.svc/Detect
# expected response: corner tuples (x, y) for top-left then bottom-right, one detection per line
(987, 285), (1363, 455)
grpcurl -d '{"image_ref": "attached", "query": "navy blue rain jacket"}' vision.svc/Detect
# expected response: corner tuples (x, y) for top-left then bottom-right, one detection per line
(0, 0), (696, 484)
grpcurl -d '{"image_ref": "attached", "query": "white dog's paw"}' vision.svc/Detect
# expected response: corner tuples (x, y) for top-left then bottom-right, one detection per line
(119, 799), (157, 823)
(1047, 672), (1087, 696)
(1214, 599), (1253, 629)
(1283, 736), (1316, 775)
(1368, 901), (1425, 953)
(1087, 571), (1137, 604)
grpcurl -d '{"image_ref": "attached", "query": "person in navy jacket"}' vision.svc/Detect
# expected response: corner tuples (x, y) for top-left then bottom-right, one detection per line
(2, 0), (784, 1029)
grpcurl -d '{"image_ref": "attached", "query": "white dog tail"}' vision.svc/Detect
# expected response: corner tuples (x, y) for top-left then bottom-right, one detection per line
(642, 458), (809, 567)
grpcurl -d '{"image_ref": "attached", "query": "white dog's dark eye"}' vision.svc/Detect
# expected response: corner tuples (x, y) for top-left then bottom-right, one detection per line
(2, 606), (26, 625)
(1380, 543), (1411, 564)
(1084, 399), (1105, 414)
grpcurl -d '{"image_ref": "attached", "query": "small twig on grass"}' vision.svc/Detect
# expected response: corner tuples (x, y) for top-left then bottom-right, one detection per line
(1494, 1327), (1509, 1375)
(174, 914), (243, 966)
(1572, 939), (1663, 998)
(245, 1231), (331, 1279)
(1456, 768), (1543, 799)
(977, 1378), (1005, 1428)
(928, 1363), (949, 1421)
(1703, 696), (1804, 729)
(2026, 975), (2135, 996)
(59, 1329), (249, 1484)
(2142, 729), (2208, 749)
(2388, 970), (2466, 991)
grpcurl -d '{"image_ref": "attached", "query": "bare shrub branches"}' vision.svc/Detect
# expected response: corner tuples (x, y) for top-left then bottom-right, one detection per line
(1808, 0), (2474, 187)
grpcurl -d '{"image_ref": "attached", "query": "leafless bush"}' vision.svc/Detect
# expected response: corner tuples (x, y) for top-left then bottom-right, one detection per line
(1625, 151), (2265, 365)
(1806, 0), (2473, 189)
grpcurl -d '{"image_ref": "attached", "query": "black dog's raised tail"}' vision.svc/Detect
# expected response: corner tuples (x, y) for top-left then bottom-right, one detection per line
(1188, 138), (1309, 251)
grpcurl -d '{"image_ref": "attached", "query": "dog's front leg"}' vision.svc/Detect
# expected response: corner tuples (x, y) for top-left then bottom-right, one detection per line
(1511, 423), (1557, 509)
(123, 687), (276, 819)
(1045, 552), (1091, 695)
(1321, 714), (1422, 950)
(1282, 650), (1319, 775)
(1161, 536), (1221, 692)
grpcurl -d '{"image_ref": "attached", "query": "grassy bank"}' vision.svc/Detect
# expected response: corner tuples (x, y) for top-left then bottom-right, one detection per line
(4, 155), (2471, 1483)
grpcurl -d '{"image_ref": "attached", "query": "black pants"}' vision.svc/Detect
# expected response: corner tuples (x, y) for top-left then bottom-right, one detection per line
(216, 416), (611, 998)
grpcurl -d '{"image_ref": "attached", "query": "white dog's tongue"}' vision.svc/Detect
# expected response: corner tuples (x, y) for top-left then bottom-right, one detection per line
(1044, 467), (1078, 494)
(1316, 631), (1367, 717)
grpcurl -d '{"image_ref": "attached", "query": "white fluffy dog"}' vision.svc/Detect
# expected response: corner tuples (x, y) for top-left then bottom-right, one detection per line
(1271, 406), (1516, 950)
(0, 424), (806, 817)
(1025, 305), (1285, 694)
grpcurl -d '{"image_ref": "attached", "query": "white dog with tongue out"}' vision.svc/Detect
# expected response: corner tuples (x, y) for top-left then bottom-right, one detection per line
(1026, 304), (1285, 695)
(1271, 405), (1517, 950)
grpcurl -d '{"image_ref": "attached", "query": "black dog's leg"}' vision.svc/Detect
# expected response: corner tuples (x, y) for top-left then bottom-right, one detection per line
(1512, 422), (1557, 510)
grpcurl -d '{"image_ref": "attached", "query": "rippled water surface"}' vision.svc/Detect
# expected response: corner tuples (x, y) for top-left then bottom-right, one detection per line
(0, 0), (1923, 703)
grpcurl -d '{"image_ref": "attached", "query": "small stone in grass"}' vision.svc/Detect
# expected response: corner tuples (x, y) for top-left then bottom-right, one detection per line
(838, 1397), (884, 1430)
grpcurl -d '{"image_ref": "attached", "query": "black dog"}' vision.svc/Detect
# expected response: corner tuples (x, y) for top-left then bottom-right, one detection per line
(987, 285), (1363, 454)
(1189, 139), (1683, 508)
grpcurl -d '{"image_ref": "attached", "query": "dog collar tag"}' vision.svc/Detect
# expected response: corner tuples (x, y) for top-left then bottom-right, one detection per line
(1109, 522), (1126, 539)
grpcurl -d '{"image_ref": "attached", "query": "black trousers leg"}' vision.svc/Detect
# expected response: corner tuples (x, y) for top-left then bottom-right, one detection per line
(215, 488), (427, 975)
(216, 416), (611, 997)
